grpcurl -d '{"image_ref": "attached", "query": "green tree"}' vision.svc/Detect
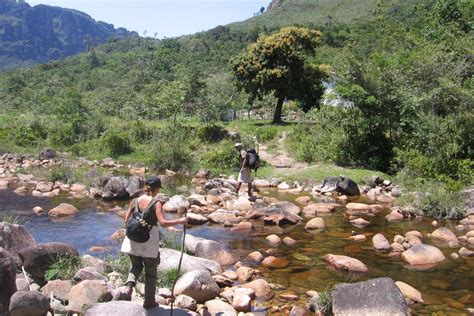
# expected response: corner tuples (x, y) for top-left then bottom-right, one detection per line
(231, 26), (327, 124)
(153, 80), (187, 124)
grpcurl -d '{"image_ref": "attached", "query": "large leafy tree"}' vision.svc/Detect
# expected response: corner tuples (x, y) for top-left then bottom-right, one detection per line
(232, 27), (327, 124)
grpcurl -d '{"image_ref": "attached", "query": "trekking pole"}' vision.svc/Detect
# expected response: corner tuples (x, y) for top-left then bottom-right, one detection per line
(169, 209), (187, 316)
(21, 266), (32, 291)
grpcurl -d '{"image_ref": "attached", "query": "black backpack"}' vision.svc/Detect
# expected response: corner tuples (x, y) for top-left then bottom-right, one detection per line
(126, 198), (159, 243)
(246, 148), (260, 171)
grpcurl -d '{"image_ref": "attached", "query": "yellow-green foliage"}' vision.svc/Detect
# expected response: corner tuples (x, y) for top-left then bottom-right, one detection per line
(232, 27), (326, 122)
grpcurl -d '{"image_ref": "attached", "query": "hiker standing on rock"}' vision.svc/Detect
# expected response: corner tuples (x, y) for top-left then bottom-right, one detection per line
(121, 176), (187, 308)
(235, 143), (253, 196)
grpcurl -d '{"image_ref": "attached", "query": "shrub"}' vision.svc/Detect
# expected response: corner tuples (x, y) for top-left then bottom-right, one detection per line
(395, 177), (466, 219)
(197, 123), (228, 143)
(288, 106), (392, 171)
(47, 166), (76, 184)
(152, 123), (193, 171)
(49, 122), (77, 147)
(10, 116), (48, 147)
(101, 130), (133, 157)
(130, 120), (153, 143)
(201, 141), (239, 172)
(394, 113), (474, 186)
(254, 125), (279, 142)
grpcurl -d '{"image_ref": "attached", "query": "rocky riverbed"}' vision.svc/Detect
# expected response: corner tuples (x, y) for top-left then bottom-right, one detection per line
(0, 153), (473, 315)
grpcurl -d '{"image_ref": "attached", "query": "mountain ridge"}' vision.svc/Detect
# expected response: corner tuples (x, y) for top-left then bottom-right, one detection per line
(0, 1), (137, 70)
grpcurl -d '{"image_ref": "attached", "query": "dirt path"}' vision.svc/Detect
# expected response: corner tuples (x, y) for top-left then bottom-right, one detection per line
(258, 131), (308, 172)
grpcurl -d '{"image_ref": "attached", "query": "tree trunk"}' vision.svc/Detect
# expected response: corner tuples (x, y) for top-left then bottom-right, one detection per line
(272, 97), (284, 124)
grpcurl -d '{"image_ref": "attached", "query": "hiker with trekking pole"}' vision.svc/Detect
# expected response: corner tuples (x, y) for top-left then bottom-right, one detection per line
(120, 176), (187, 309)
(234, 142), (260, 198)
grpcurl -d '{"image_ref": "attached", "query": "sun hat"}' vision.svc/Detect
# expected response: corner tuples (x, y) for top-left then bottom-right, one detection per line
(234, 143), (242, 148)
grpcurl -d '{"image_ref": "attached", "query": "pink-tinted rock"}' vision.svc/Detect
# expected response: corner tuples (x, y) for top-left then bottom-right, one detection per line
(205, 299), (237, 315)
(350, 234), (367, 241)
(48, 203), (79, 217)
(241, 279), (274, 300)
(283, 237), (297, 246)
(395, 281), (424, 303)
(67, 280), (107, 313)
(350, 218), (370, 228)
(305, 217), (326, 230)
(279, 292), (299, 301)
(111, 229), (125, 241)
(302, 203), (337, 217)
(372, 233), (391, 250)
(295, 196), (312, 205)
(247, 251), (263, 262)
(231, 221), (253, 231)
(41, 280), (73, 303)
(401, 244), (446, 266)
(431, 227), (459, 244)
(262, 256), (289, 269)
(236, 266), (255, 282)
(232, 293), (251, 312)
(266, 234), (281, 245)
(385, 210), (404, 222)
(222, 271), (238, 281)
(459, 247), (474, 257)
(321, 254), (368, 272)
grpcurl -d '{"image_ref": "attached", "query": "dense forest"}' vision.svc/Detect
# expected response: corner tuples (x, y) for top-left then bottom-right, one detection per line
(0, 0), (472, 192)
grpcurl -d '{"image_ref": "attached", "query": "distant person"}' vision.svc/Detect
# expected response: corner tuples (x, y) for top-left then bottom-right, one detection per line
(235, 143), (253, 196)
(121, 176), (187, 308)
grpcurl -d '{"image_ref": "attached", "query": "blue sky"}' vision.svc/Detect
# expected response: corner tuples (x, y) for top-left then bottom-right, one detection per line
(27, 0), (269, 38)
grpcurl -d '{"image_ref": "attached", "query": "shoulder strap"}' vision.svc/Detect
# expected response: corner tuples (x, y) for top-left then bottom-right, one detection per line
(134, 198), (139, 212)
(142, 198), (159, 223)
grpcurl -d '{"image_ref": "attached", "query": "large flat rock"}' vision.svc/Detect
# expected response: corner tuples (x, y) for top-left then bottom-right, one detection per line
(158, 248), (222, 275)
(84, 301), (198, 316)
(332, 277), (409, 316)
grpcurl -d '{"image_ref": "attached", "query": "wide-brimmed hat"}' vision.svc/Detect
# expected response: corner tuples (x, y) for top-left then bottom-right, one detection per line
(234, 143), (243, 148)
(145, 176), (161, 189)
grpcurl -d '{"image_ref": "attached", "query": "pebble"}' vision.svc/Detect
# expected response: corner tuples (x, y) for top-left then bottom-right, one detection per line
(32, 206), (44, 214)
(451, 252), (460, 260)
(283, 237), (297, 246)
(306, 290), (318, 297)
(266, 234), (281, 245)
(279, 293), (298, 301)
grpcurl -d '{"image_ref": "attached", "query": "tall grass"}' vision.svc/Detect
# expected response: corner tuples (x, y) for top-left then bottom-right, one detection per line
(45, 256), (84, 281)
(0, 212), (26, 225)
(395, 175), (466, 219)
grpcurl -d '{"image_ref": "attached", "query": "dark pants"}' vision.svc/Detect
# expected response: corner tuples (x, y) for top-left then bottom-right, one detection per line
(126, 254), (160, 303)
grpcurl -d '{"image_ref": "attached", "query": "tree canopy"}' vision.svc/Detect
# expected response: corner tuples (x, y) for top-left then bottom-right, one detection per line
(231, 26), (327, 123)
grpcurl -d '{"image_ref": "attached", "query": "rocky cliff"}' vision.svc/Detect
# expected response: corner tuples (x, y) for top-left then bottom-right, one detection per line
(0, 1), (137, 70)
(266, 0), (284, 11)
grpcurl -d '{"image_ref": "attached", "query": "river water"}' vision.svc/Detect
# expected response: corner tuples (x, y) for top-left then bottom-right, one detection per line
(1, 187), (472, 315)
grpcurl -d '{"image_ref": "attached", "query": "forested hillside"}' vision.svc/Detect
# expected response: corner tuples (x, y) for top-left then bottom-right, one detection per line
(0, 0), (472, 193)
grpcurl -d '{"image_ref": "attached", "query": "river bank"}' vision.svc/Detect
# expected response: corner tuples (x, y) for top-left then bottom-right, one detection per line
(1, 151), (473, 315)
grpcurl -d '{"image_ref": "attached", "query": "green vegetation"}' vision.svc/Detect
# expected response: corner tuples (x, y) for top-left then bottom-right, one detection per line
(0, 212), (26, 225)
(395, 175), (466, 219)
(157, 268), (182, 289)
(271, 164), (388, 185)
(232, 27), (327, 123)
(45, 256), (84, 281)
(159, 228), (186, 252)
(0, 0), (472, 217)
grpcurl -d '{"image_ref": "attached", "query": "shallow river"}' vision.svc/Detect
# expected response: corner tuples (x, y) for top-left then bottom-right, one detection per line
(1, 188), (472, 315)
